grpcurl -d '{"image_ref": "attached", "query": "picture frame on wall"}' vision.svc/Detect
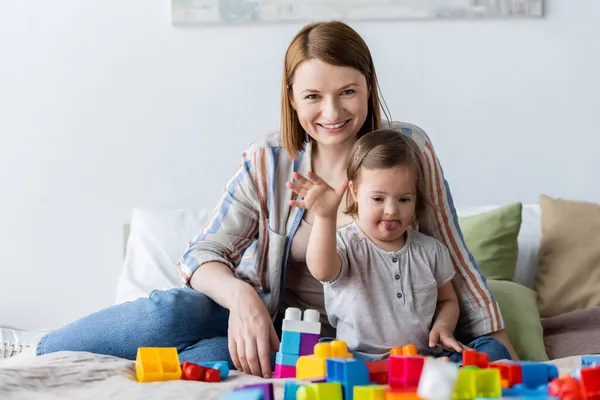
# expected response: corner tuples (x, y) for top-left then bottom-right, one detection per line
(171, 0), (544, 26)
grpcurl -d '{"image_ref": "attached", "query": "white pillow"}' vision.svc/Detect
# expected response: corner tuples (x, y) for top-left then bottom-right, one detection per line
(114, 208), (213, 304)
(456, 203), (541, 288)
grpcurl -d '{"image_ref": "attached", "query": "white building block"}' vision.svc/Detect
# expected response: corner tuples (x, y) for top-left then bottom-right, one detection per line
(417, 358), (459, 400)
(281, 307), (321, 335)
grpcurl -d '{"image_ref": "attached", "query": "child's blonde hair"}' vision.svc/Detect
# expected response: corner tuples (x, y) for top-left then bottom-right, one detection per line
(345, 129), (431, 222)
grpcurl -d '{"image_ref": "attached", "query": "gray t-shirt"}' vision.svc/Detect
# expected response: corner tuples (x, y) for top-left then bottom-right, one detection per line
(324, 222), (455, 358)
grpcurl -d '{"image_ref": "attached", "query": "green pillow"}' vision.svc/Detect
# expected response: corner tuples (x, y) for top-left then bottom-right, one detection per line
(487, 279), (549, 361)
(458, 202), (522, 281)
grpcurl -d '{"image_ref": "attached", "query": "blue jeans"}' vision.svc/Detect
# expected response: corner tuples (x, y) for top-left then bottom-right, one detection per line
(37, 288), (239, 368)
(320, 335), (511, 363)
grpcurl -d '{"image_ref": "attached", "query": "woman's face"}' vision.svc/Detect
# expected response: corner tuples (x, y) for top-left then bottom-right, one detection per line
(290, 58), (369, 148)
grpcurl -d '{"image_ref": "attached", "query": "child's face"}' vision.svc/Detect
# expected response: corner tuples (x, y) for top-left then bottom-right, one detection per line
(350, 165), (417, 248)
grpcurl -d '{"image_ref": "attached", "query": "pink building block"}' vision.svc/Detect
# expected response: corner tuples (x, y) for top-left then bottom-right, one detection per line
(388, 356), (425, 389)
(299, 333), (320, 356)
(274, 364), (296, 379)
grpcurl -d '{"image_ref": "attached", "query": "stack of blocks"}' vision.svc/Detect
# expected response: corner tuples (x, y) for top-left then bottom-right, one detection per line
(274, 307), (321, 379)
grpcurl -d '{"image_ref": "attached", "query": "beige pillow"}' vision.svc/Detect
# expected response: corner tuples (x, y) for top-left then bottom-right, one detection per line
(534, 195), (600, 318)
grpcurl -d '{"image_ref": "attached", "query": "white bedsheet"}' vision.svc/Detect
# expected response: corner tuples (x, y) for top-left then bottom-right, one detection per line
(0, 351), (582, 400)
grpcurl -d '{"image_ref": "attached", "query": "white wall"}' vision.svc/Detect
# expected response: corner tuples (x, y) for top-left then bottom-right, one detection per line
(0, 1), (598, 331)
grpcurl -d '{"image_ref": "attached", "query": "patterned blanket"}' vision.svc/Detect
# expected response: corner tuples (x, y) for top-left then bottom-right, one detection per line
(0, 351), (582, 400)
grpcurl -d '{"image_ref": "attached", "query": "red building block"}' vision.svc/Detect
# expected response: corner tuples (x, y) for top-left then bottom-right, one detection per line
(181, 362), (221, 382)
(462, 349), (489, 369)
(366, 360), (388, 385)
(388, 356), (424, 389)
(581, 366), (600, 400)
(489, 361), (523, 388)
(549, 376), (584, 400)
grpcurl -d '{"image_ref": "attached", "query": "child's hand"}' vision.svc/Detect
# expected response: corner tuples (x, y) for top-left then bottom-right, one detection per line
(287, 171), (348, 218)
(429, 325), (467, 353)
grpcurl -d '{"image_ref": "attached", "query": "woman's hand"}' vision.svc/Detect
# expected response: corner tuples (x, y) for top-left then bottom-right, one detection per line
(228, 283), (280, 378)
(287, 171), (347, 219)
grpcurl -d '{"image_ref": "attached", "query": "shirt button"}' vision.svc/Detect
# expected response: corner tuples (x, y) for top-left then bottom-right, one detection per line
(397, 293), (403, 299)
(392, 257), (398, 262)
(395, 274), (400, 280)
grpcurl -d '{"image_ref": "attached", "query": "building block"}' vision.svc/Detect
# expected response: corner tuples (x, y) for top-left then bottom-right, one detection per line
(274, 363), (296, 379)
(513, 361), (558, 389)
(282, 307), (321, 335)
(386, 389), (423, 400)
(453, 368), (501, 400)
(299, 333), (320, 356)
(197, 361), (230, 379)
(549, 376), (584, 400)
(582, 355), (600, 368)
(489, 361), (523, 388)
(462, 349), (489, 369)
(277, 352), (300, 367)
(281, 330), (302, 355)
(502, 383), (549, 397)
(366, 360), (388, 385)
(354, 385), (385, 400)
(181, 362), (220, 382)
(391, 344), (418, 357)
(297, 382), (343, 400)
(326, 358), (370, 400)
(135, 347), (182, 382)
(234, 383), (274, 400)
(217, 388), (264, 400)
(581, 366), (600, 400)
(284, 381), (309, 400)
(417, 358), (459, 400)
(296, 341), (353, 380)
(388, 356), (425, 389)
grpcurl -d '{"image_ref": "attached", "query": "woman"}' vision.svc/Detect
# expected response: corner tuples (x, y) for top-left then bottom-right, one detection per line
(37, 21), (516, 378)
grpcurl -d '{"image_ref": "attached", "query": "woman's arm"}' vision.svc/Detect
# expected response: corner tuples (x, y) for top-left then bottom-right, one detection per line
(407, 123), (512, 346)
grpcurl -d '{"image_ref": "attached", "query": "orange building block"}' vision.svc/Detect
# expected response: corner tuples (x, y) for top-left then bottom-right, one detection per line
(296, 341), (353, 380)
(386, 389), (423, 400)
(135, 347), (182, 382)
(391, 345), (418, 357)
(462, 349), (489, 369)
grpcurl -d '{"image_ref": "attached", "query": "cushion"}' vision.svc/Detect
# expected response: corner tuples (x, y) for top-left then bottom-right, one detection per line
(457, 202), (523, 281)
(533, 195), (600, 318)
(486, 279), (549, 361)
(542, 306), (600, 360)
(114, 208), (212, 304)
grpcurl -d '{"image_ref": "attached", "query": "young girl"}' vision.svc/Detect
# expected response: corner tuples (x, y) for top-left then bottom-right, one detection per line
(287, 129), (467, 360)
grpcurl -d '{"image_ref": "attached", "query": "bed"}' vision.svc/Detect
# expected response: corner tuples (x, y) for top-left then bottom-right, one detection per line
(1, 200), (598, 399)
(0, 349), (585, 400)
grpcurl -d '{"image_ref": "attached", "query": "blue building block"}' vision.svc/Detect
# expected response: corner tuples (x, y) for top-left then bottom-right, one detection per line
(217, 388), (263, 400)
(504, 361), (557, 389)
(280, 331), (302, 355)
(582, 355), (600, 367)
(478, 397), (558, 400)
(284, 381), (308, 400)
(277, 352), (300, 367)
(502, 383), (549, 397)
(198, 361), (230, 379)
(326, 358), (370, 400)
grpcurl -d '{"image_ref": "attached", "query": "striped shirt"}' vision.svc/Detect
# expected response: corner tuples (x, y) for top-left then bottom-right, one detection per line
(178, 121), (505, 339)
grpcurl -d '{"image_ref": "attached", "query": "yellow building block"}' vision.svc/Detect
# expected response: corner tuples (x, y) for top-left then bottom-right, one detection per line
(135, 347), (182, 382)
(296, 340), (353, 380)
(297, 382), (343, 400)
(452, 368), (501, 400)
(355, 385), (385, 400)
(385, 389), (422, 400)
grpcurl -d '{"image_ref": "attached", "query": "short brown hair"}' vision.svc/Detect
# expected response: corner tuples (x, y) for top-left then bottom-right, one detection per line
(281, 21), (390, 159)
(345, 129), (431, 222)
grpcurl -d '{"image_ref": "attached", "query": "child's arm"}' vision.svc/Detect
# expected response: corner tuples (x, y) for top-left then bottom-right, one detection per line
(429, 281), (465, 352)
(432, 281), (460, 332)
(306, 216), (342, 282)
